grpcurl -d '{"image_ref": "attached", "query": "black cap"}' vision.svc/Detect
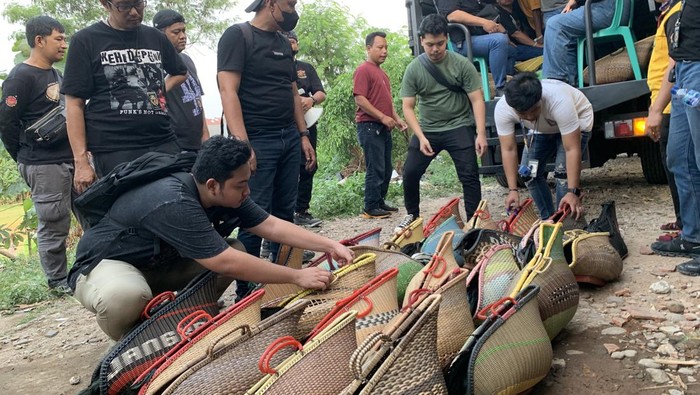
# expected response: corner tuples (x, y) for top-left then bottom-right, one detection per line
(245, 0), (265, 13)
(152, 9), (185, 30)
(281, 30), (298, 41)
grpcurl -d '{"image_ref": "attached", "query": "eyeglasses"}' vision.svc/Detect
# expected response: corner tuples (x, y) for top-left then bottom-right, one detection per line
(107, 0), (147, 13)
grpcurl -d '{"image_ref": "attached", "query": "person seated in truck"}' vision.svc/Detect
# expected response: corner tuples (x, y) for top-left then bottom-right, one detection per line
(69, 137), (353, 341)
(436, 0), (512, 96)
(496, 0), (544, 69)
(541, 0), (626, 85)
(495, 72), (592, 219)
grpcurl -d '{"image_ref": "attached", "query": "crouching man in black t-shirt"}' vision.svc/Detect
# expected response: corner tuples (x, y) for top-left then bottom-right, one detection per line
(69, 137), (352, 341)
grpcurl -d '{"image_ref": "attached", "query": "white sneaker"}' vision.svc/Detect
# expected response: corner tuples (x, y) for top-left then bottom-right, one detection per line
(394, 214), (415, 235)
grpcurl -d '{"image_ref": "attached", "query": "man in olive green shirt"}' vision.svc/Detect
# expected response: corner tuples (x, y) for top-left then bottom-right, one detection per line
(396, 13), (487, 231)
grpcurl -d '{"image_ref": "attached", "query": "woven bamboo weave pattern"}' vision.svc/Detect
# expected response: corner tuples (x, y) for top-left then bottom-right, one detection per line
(462, 229), (521, 270)
(164, 300), (308, 395)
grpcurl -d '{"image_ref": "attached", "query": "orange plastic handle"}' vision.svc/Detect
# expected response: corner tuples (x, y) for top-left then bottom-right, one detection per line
(176, 311), (213, 339)
(258, 336), (303, 374)
(474, 209), (491, 220)
(476, 297), (517, 321)
(141, 291), (176, 319)
(356, 295), (374, 318)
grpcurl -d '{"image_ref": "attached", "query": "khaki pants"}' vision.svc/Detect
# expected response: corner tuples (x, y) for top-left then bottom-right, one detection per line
(75, 240), (242, 341)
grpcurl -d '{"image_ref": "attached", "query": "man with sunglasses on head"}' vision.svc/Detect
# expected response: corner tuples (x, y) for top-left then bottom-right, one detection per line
(62, 0), (188, 195)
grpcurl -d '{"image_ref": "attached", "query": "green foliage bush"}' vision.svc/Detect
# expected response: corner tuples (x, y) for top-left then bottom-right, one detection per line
(309, 172), (403, 218)
(0, 254), (56, 311)
(0, 148), (28, 202)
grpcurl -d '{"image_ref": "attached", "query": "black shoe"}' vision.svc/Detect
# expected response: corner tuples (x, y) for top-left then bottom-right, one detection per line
(294, 211), (323, 227)
(380, 203), (399, 212)
(651, 237), (700, 258)
(302, 250), (316, 263)
(48, 278), (74, 296)
(677, 257), (700, 276)
(362, 208), (391, 219)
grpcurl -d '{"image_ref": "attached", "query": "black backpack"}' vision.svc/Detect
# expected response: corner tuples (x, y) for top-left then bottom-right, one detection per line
(74, 151), (198, 228)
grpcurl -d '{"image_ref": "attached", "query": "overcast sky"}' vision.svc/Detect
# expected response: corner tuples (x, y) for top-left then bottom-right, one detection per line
(0, 0), (408, 117)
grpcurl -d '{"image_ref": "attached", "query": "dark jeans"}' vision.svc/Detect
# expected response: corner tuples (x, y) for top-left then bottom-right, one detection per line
(357, 121), (393, 210)
(238, 124), (301, 259)
(521, 132), (590, 219)
(296, 125), (318, 213)
(402, 126), (481, 219)
(92, 139), (181, 177)
(660, 114), (682, 228)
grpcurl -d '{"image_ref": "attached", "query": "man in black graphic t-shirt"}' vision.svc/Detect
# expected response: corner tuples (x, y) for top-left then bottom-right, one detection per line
(0, 16), (74, 294)
(153, 9), (209, 152)
(62, 0), (187, 194)
(217, 0), (313, 298)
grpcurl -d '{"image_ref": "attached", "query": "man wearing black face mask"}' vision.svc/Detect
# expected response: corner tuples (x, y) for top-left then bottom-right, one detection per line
(217, 0), (313, 300)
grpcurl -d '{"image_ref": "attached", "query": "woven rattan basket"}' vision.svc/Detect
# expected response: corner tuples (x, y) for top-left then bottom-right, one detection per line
(137, 289), (265, 394)
(501, 198), (539, 237)
(509, 223), (579, 340)
(308, 228), (382, 271)
(420, 215), (467, 266)
(549, 207), (587, 232)
(309, 268), (399, 344)
(582, 35), (654, 85)
(424, 197), (464, 237)
(466, 244), (521, 323)
(466, 199), (499, 231)
(162, 299), (309, 395)
(259, 245), (305, 305)
(271, 253), (377, 336)
(564, 229), (623, 286)
(447, 285), (552, 395)
(462, 228), (522, 270)
(356, 295), (447, 395)
(246, 311), (358, 394)
(385, 216), (424, 251)
(403, 231), (461, 306)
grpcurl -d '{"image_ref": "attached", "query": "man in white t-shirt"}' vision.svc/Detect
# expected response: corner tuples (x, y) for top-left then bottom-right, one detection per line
(495, 72), (593, 219)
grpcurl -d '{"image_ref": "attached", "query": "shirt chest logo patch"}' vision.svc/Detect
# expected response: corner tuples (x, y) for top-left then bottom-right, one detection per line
(46, 82), (60, 102)
(5, 96), (17, 107)
(297, 69), (307, 79)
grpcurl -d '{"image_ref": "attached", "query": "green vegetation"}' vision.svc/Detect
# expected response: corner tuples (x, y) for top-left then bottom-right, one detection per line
(0, 254), (68, 311)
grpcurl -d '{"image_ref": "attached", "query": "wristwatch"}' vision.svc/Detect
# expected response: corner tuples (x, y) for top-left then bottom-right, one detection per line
(311, 96), (318, 105)
(299, 130), (311, 138)
(567, 187), (582, 197)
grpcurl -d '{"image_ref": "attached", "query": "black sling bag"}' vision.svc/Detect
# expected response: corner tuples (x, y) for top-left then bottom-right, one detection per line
(418, 53), (465, 93)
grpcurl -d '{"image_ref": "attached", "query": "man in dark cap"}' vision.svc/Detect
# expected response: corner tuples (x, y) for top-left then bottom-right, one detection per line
(217, 0), (312, 299)
(153, 9), (209, 152)
(62, 0), (188, 194)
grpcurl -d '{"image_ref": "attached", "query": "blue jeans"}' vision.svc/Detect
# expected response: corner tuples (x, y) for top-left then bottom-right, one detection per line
(542, 7), (565, 26)
(507, 45), (544, 74)
(357, 121), (392, 210)
(453, 32), (511, 90)
(521, 132), (590, 219)
(238, 124), (301, 258)
(542, 0), (619, 85)
(667, 61), (700, 243)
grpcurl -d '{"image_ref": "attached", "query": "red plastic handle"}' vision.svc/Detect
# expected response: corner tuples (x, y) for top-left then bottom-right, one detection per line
(141, 291), (176, 319)
(407, 288), (432, 308)
(474, 209), (491, 220)
(476, 297), (517, 321)
(258, 336), (303, 374)
(423, 255), (447, 278)
(176, 311), (213, 339)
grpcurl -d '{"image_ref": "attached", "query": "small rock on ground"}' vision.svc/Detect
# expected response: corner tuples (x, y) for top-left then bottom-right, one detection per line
(69, 376), (80, 385)
(646, 368), (669, 384)
(602, 327), (627, 336)
(650, 281), (672, 294)
(638, 358), (661, 369)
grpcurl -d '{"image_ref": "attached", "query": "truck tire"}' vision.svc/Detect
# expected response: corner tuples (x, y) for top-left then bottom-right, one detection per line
(639, 139), (668, 185)
(495, 174), (526, 188)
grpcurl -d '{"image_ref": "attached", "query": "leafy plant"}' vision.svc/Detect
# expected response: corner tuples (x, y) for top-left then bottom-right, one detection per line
(17, 197), (37, 254)
(309, 172), (402, 218)
(0, 254), (53, 311)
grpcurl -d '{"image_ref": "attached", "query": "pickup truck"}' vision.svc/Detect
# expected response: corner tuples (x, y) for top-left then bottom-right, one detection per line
(405, 0), (665, 187)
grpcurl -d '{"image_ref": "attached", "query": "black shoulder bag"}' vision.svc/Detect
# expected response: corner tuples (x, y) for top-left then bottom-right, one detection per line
(24, 69), (67, 144)
(418, 53), (465, 93)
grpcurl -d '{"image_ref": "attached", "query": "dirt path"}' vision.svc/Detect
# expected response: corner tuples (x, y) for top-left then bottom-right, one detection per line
(0, 155), (698, 394)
